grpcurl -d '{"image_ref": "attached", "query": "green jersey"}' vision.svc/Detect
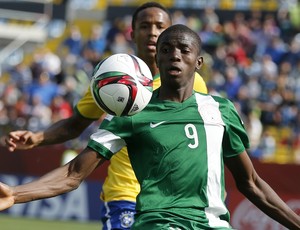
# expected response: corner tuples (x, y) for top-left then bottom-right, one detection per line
(88, 90), (250, 229)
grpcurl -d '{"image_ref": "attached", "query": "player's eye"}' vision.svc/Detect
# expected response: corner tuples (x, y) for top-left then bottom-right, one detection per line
(182, 48), (190, 54)
(162, 47), (170, 53)
(139, 24), (149, 29)
(157, 25), (166, 30)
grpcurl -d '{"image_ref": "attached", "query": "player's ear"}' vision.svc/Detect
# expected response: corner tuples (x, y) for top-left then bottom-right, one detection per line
(195, 56), (203, 70)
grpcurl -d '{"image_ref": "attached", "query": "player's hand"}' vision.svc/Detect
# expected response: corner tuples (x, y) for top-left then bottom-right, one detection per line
(0, 182), (14, 211)
(4, 130), (38, 152)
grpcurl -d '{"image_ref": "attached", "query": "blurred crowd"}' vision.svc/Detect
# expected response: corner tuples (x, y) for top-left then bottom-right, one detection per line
(1, 4), (300, 163)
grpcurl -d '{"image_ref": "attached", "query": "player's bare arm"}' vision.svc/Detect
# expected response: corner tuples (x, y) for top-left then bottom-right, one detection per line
(3, 113), (93, 152)
(37, 113), (93, 145)
(0, 147), (106, 211)
(225, 151), (300, 229)
(0, 182), (14, 211)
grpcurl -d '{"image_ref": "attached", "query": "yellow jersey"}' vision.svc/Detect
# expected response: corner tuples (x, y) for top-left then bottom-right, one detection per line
(75, 72), (207, 202)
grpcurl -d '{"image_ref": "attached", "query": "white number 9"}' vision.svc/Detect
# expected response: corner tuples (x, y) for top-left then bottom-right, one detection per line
(184, 124), (198, 149)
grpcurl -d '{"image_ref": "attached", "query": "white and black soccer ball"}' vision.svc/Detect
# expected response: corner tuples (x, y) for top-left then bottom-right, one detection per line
(90, 53), (153, 116)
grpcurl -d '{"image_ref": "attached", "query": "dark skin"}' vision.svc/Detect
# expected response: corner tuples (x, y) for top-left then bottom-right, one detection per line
(0, 25), (299, 230)
(3, 6), (171, 152)
(131, 7), (171, 76)
(3, 115), (92, 151)
(156, 31), (203, 102)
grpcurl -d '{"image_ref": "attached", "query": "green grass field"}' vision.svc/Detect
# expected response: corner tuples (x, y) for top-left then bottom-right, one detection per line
(0, 214), (101, 230)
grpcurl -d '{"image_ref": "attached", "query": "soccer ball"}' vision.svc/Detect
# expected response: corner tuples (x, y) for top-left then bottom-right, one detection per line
(90, 53), (153, 116)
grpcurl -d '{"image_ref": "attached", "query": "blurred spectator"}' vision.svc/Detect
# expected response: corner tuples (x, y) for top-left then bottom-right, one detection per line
(252, 129), (276, 159)
(2, 81), (21, 107)
(277, 8), (294, 43)
(105, 17), (124, 52)
(226, 39), (249, 68)
(7, 63), (33, 92)
(61, 25), (83, 57)
(172, 10), (187, 25)
(201, 7), (219, 30)
(235, 85), (253, 117)
(60, 76), (83, 107)
(247, 110), (263, 156)
(27, 95), (52, 131)
(0, 99), (9, 132)
(236, 21), (256, 57)
(289, 0), (300, 33)
(25, 71), (59, 107)
(220, 66), (242, 100)
(14, 94), (30, 121)
(108, 32), (134, 54)
(59, 25), (83, 68)
(261, 54), (278, 80)
(289, 59), (300, 102)
(264, 36), (287, 65)
(82, 24), (107, 67)
(50, 94), (73, 123)
(186, 15), (202, 34)
(255, 15), (280, 58)
(282, 33), (300, 67)
(32, 48), (63, 83)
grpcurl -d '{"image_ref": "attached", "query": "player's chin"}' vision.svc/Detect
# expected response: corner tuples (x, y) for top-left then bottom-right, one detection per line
(145, 46), (156, 54)
(144, 51), (156, 60)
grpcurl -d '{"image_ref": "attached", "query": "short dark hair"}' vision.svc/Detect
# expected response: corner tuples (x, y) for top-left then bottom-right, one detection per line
(157, 24), (202, 55)
(131, 2), (172, 30)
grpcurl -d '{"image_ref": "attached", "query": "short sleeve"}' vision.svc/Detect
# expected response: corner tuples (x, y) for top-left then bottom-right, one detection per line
(87, 115), (132, 159)
(221, 100), (250, 158)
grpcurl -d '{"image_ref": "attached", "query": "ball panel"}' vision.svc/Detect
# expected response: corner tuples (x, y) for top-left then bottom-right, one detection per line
(90, 53), (153, 116)
(94, 54), (139, 79)
(90, 78), (115, 115)
(127, 81), (153, 116)
(129, 54), (153, 90)
(100, 84), (130, 116)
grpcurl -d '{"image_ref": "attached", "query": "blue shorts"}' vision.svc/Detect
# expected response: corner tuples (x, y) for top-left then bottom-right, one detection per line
(101, 200), (136, 230)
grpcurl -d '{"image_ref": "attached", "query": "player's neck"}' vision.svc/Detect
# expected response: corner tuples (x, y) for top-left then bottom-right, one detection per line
(158, 86), (193, 103)
(139, 55), (159, 76)
(149, 65), (159, 76)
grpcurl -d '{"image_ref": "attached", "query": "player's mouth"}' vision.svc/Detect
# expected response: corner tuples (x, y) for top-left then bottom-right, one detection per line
(167, 66), (182, 75)
(146, 41), (156, 51)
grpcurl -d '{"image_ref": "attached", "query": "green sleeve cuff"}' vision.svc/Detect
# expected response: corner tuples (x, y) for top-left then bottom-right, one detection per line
(87, 139), (114, 160)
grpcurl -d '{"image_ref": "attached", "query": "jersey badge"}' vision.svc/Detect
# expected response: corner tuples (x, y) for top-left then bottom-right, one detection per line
(119, 210), (134, 228)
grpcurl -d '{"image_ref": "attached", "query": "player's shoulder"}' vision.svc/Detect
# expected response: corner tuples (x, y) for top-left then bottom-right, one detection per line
(194, 91), (233, 106)
(75, 86), (105, 120)
(209, 94), (237, 115)
(194, 72), (202, 78)
(194, 72), (205, 81)
(193, 72), (208, 94)
(212, 94), (234, 107)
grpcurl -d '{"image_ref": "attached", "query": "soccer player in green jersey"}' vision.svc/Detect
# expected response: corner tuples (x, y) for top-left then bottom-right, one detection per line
(1, 24), (299, 229)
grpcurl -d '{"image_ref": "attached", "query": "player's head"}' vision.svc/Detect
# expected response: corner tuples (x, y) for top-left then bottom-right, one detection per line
(131, 2), (172, 64)
(157, 24), (202, 56)
(156, 24), (203, 88)
(131, 2), (171, 30)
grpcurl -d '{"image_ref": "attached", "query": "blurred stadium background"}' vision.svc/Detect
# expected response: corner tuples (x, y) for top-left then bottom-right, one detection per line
(0, 0), (299, 229)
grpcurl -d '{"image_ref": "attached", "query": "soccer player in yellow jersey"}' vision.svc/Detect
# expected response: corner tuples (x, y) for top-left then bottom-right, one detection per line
(3, 2), (207, 229)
